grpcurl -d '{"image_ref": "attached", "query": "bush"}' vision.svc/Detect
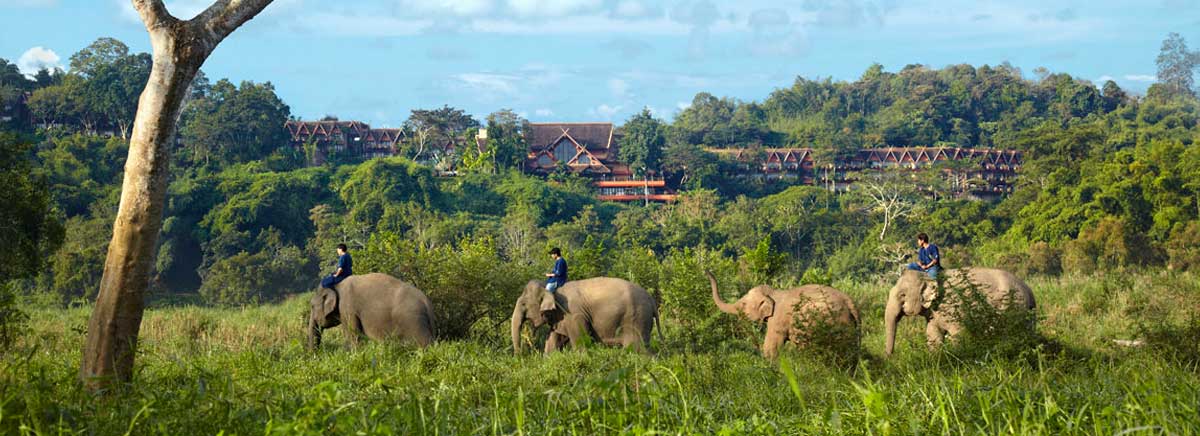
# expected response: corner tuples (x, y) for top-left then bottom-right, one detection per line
(0, 282), (28, 353)
(799, 267), (832, 286)
(656, 247), (750, 351)
(1137, 312), (1200, 367)
(1165, 221), (1200, 271)
(827, 240), (886, 281)
(1026, 241), (1062, 275)
(358, 232), (539, 340)
(198, 244), (316, 306)
(787, 295), (862, 367)
(1063, 217), (1152, 274)
(941, 273), (1041, 361)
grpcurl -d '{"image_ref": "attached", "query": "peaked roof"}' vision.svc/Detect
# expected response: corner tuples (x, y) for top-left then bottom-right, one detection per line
(529, 123), (614, 151)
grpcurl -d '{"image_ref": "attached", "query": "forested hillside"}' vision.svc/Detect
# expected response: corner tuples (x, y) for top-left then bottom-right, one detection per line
(2, 34), (1199, 343)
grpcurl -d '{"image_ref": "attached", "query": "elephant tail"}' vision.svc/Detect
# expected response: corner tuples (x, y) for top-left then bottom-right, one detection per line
(652, 289), (665, 345)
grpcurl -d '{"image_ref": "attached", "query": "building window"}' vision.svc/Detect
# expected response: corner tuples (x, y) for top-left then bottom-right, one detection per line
(553, 141), (575, 163)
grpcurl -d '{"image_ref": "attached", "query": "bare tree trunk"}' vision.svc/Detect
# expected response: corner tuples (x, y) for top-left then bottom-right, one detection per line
(80, 0), (274, 390)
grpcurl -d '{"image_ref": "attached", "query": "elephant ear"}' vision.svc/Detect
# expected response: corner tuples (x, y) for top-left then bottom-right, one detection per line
(919, 279), (937, 310)
(321, 288), (339, 318)
(753, 294), (776, 321)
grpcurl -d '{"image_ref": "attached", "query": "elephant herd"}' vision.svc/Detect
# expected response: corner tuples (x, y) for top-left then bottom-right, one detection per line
(307, 267), (1037, 358)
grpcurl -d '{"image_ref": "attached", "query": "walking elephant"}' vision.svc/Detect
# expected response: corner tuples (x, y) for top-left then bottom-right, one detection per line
(884, 267), (1036, 356)
(308, 273), (435, 349)
(511, 277), (661, 354)
(708, 272), (861, 358)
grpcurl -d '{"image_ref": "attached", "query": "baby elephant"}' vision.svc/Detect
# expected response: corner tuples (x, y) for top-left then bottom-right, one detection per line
(308, 273), (435, 349)
(708, 272), (861, 358)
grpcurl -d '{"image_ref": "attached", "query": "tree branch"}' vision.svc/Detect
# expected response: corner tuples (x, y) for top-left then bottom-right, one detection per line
(131, 0), (175, 30)
(193, 0), (275, 42)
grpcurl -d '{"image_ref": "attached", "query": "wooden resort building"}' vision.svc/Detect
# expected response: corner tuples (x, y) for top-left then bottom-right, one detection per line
(285, 120), (403, 164)
(712, 146), (1023, 198)
(524, 122), (677, 202)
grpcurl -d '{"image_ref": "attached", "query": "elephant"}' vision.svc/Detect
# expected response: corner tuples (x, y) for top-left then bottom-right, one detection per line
(510, 277), (661, 354)
(884, 267), (1036, 356)
(708, 272), (862, 358)
(308, 273), (435, 349)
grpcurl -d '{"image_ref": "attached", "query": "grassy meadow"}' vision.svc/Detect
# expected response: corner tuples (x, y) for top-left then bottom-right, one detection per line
(2, 272), (1199, 435)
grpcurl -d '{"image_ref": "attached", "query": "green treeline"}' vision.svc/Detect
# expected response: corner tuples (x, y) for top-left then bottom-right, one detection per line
(2, 35), (1200, 340)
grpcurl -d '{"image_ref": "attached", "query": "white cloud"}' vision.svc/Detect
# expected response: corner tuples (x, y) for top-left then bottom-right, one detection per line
(613, 0), (660, 18)
(17, 46), (61, 76)
(1095, 75), (1115, 83)
(507, 0), (603, 17)
(590, 103), (622, 119)
(676, 101), (692, 110)
(452, 72), (522, 95)
(535, 108), (555, 117)
(1124, 74), (1156, 83)
(402, 0), (493, 17)
(296, 13), (429, 36)
(608, 78), (630, 97)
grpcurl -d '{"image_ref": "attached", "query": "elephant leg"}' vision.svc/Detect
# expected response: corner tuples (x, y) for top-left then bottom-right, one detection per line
(546, 331), (572, 354)
(349, 316), (369, 349)
(925, 320), (945, 349)
(558, 316), (588, 350)
(619, 325), (648, 353)
(761, 325), (786, 358)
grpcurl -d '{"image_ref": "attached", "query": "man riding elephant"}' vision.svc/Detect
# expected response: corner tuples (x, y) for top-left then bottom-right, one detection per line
(321, 243), (353, 289)
(907, 233), (941, 279)
(540, 247), (568, 311)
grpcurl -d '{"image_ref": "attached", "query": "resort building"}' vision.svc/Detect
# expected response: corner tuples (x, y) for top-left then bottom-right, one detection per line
(712, 146), (1023, 197)
(524, 122), (678, 202)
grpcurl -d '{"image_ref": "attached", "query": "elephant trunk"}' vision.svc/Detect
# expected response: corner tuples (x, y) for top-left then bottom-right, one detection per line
(511, 301), (525, 354)
(884, 296), (902, 357)
(308, 319), (321, 351)
(707, 271), (738, 315)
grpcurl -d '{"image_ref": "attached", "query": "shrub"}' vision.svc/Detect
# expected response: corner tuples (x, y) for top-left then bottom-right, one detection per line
(198, 244), (316, 306)
(799, 267), (832, 286)
(1165, 221), (1200, 271)
(941, 273), (1041, 361)
(0, 282), (28, 353)
(787, 295), (862, 367)
(1063, 217), (1152, 274)
(1026, 241), (1062, 275)
(358, 232), (539, 340)
(1137, 312), (1200, 367)
(656, 247), (750, 351)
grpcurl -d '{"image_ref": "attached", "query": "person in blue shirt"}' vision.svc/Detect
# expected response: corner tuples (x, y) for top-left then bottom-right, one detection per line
(545, 247), (568, 293)
(540, 248), (568, 312)
(321, 244), (353, 289)
(906, 233), (941, 279)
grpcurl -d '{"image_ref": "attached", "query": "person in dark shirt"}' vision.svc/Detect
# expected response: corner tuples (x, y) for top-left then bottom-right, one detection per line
(320, 244), (353, 289)
(906, 233), (940, 279)
(545, 247), (568, 293)
(540, 248), (568, 312)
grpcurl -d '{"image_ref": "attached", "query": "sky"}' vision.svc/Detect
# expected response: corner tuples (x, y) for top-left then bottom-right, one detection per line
(2, 0), (1198, 127)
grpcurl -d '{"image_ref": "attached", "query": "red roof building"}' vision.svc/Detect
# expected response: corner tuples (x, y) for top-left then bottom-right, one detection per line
(526, 122), (675, 202)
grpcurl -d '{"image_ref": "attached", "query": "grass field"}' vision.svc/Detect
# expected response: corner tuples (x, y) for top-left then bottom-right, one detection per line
(2, 273), (1199, 435)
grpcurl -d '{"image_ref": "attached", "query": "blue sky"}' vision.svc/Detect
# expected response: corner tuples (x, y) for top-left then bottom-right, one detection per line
(2, 0), (1198, 127)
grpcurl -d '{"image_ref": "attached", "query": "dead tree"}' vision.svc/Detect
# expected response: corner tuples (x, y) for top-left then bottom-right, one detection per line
(81, 0), (274, 390)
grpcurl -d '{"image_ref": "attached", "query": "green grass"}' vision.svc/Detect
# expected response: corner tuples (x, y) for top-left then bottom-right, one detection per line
(2, 273), (1199, 435)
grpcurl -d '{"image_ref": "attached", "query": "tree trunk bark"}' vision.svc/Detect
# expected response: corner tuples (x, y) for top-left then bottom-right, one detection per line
(80, 27), (202, 389)
(80, 0), (275, 390)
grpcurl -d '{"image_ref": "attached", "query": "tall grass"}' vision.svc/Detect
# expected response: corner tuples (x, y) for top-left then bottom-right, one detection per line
(2, 273), (1198, 435)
